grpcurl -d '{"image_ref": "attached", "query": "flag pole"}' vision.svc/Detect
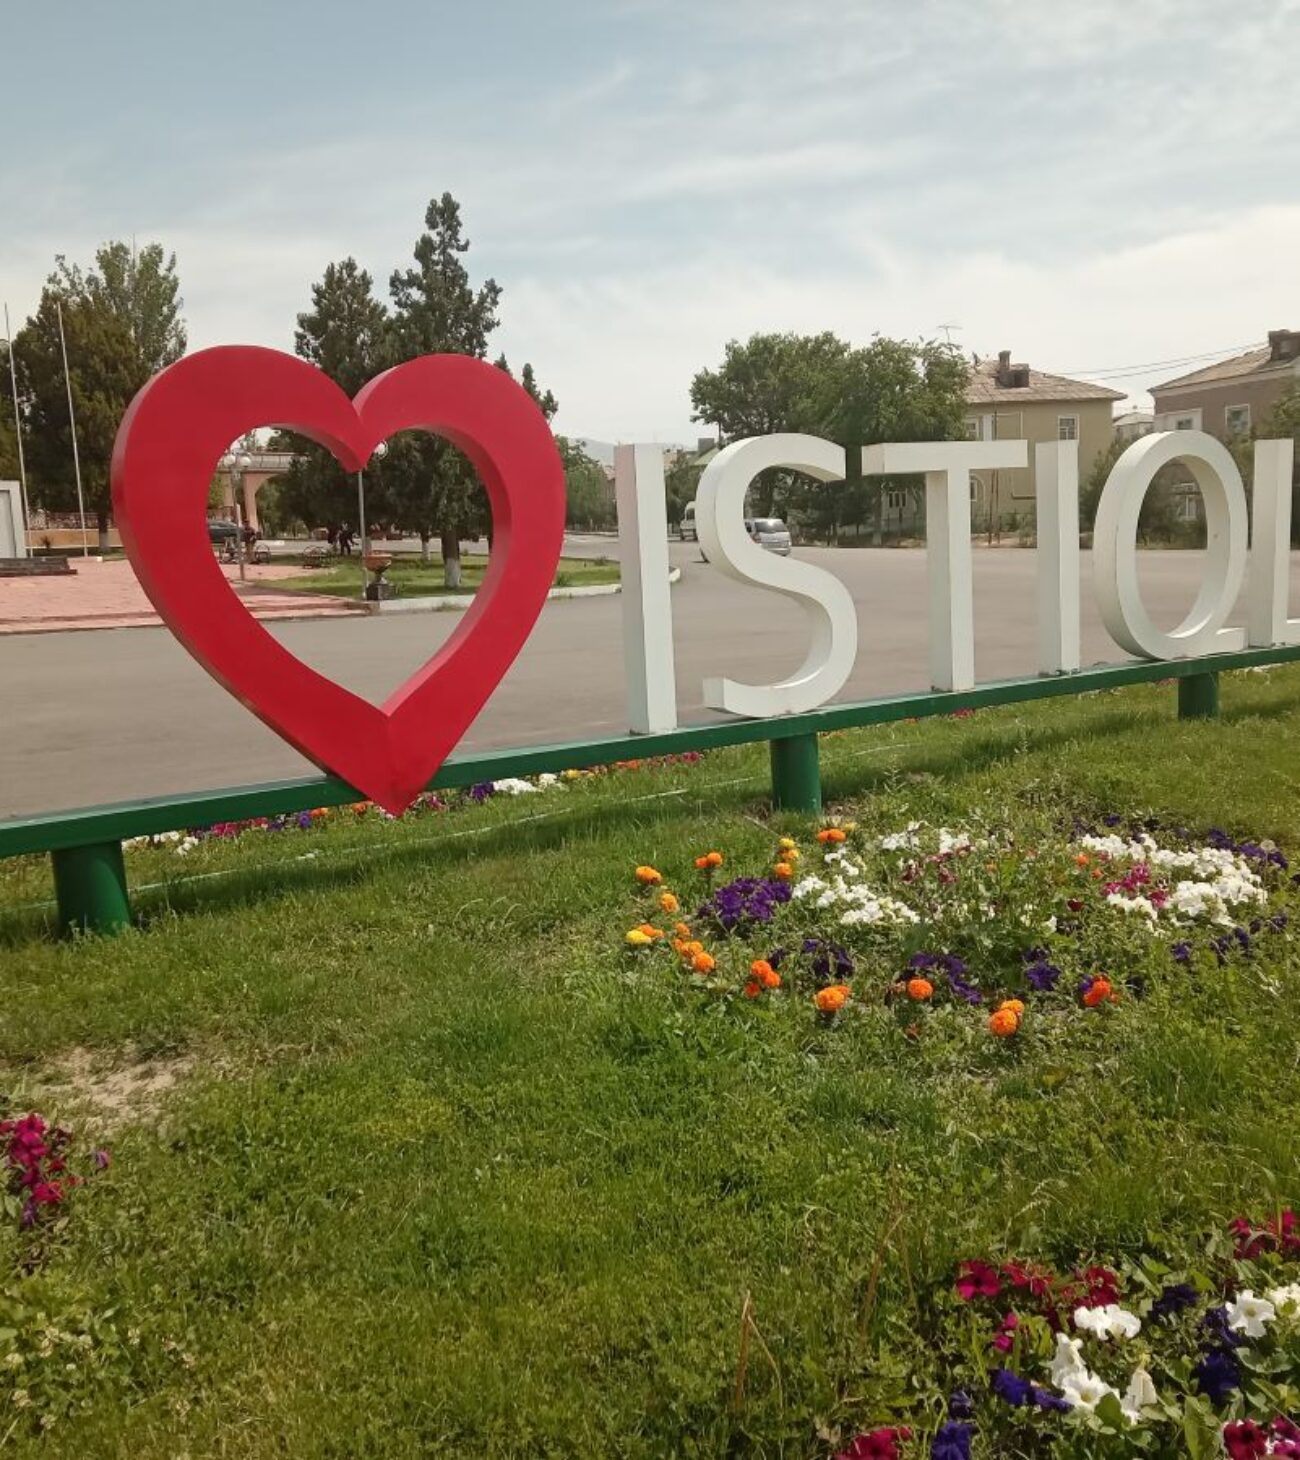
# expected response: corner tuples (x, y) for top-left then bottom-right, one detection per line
(3, 304), (31, 555)
(55, 300), (90, 558)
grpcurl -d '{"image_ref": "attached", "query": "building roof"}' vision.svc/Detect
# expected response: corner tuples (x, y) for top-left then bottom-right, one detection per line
(1151, 345), (1280, 393)
(1114, 410), (1154, 427)
(965, 357), (1124, 405)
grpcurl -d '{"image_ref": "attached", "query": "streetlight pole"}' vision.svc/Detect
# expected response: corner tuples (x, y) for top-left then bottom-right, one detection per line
(356, 439), (387, 596)
(55, 301), (90, 558)
(222, 451), (253, 583)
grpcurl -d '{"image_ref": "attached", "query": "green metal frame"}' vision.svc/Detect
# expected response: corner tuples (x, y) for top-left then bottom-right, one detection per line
(3, 644), (1296, 935)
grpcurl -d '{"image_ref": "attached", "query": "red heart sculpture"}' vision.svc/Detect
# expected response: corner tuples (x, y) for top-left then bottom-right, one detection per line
(111, 346), (566, 813)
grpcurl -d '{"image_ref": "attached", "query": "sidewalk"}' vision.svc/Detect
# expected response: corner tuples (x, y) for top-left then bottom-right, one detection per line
(0, 559), (361, 634)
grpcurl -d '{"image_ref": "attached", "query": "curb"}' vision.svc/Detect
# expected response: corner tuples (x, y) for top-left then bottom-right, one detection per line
(365, 567), (679, 615)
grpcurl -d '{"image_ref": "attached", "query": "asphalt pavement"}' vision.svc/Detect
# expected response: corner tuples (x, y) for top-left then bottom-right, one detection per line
(1, 539), (1291, 817)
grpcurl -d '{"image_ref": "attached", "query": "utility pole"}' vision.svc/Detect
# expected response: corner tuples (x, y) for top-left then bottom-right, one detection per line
(55, 301), (90, 558)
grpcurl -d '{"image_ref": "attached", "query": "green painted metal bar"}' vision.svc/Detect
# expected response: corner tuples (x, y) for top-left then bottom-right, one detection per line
(50, 841), (131, 936)
(4, 646), (1300, 861)
(770, 733), (822, 814)
(1178, 671), (1221, 720)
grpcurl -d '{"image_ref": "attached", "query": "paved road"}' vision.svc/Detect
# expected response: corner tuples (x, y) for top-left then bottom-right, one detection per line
(2, 541), (1292, 817)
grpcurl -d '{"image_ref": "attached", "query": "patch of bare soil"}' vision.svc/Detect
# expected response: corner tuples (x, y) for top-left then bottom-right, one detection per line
(20, 1047), (197, 1131)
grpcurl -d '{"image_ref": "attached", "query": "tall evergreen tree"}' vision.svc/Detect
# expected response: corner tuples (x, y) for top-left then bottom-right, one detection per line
(386, 193), (503, 581)
(280, 258), (392, 539)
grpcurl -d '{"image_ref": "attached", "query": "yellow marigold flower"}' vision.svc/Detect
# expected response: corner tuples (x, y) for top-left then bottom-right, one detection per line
(814, 984), (851, 1014)
(988, 1008), (1020, 1037)
(625, 929), (654, 947)
(784, 847), (801, 861)
(659, 891), (680, 914)
(772, 862), (794, 880)
(635, 865), (663, 885)
(691, 951), (717, 974)
(562, 769), (581, 782)
(778, 837), (798, 851)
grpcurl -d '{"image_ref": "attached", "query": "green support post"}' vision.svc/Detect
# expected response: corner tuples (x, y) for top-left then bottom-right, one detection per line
(51, 842), (131, 937)
(1178, 672), (1220, 720)
(770, 733), (822, 814)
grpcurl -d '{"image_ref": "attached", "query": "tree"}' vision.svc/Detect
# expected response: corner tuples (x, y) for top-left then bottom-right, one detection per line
(280, 258), (392, 540)
(557, 437), (614, 530)
(13, 241), (185, 548)
(664, 452), (701, 529)
(1260, 385), (1300, 544)
(0, 344), (17, 481)
(690, 332), (969, 543)
(387, 193), (503, 583)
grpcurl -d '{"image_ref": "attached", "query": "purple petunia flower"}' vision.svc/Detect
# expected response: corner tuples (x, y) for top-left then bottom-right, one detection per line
(1171, 942), (1193, 964)
(931, 1421), (972, 1460)
(1150, 1281), (1197, 1319)
(1203, 1306), (1247, 1349)
(1030, 1385), (1072, 1413)
(992, 1369), (1032, 1406)
(947, 1390), (974, 1420)
(1025, 961), (1061, 991)
(466, 782), (496, 803)
(699, 877), (792, 933)
(1194, 1345), (1240, 1404)
(295, 811), (314, 830)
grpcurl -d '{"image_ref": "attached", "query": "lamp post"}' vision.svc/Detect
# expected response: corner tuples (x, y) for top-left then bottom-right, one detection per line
(357, 440), (387, 596)
(221, 451), (254, 582)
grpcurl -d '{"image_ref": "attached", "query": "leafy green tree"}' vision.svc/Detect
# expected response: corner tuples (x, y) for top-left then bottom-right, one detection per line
(0, 344), (17, 480)
(13, 242), (185, 548)
(557, 437), (614, 530)
(387, 193), (503, 582)
(1260, 384), (1300, 544)
(664, 452), (701, 529)
(691, 332), (969, 543)
(280, 258), (392, 542)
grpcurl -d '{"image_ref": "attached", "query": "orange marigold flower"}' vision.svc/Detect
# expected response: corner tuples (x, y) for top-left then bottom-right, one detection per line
(906, 977), (934, 1002)
(743, 980), (763, 999)
(638, 923), (664, 940)
(988, 1008), (1020, 1037)
(1074, 853), (1091, 867)
(1082, 976), (1113, 1008)
(673, 921), (691, 938)
(691, 951), (717, 974)
(750, 959), (781, 990)
(816, 827), (848, 844)
(683, 940), (704, 957)
(998, 998), (1025, 1017)
(814, 983), (851, 1014)
(772, 862), (794, 879)
(658, 891), (680, 914)
(635, 865), (662, 885)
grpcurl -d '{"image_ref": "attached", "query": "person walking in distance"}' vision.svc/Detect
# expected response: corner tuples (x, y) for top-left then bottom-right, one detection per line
(337, 523), (354, 557)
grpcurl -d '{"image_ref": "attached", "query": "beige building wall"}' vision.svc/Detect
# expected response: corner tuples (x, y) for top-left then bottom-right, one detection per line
(965, 398), (1114, 530)
(1153, 367), (1300, 439)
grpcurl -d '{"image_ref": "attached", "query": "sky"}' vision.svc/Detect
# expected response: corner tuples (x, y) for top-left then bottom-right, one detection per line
(2, 0), (1298, 443)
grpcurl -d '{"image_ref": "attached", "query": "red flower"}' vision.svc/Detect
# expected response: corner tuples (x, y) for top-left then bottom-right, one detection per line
(956, 1260), (1001, 1301)
(836, 1427), (912, 1460)
(1073, 1265), (1121, 1308)
(1223, 1419), (1270, 1460)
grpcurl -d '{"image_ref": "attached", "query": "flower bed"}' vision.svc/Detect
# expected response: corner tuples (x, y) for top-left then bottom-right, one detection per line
(622, 816), (1294, 1041)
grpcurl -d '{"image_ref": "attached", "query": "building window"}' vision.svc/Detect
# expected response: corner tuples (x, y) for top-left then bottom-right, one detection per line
(886, 489), (906, 511)
(963, 418), (979, 440)
(1057, 415), (1079, 442)
(1225, 404), (1251, 437)
(1175, 415), (1196, 431)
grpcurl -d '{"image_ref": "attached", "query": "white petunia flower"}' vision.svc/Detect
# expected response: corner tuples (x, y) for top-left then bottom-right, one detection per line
(492, 778), (543, 795)
(1073, 1304), (1141, 1340)
(1266, 1283), (1300, 1314)
(1120, 1366), (1158, 1423)
(1048, 1333), (1087, 1388)
(1226, 1289), (1276, 1338)
(1060, 1370), (1116, 1413)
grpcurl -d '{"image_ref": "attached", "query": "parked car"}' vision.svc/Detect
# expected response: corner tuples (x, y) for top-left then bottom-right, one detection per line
(679, 501), (697, 541)
(746, 517), (792, 555)
(207, 519), (240, 543)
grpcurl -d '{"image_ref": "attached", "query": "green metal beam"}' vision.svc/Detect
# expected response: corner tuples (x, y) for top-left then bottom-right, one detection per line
(770, 733), (822, 814)
(1178, 671), (1221, 720)
(4, 646), (1300, 861)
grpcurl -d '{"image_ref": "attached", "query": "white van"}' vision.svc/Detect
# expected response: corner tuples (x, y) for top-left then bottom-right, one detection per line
(680, 502), (698, 541)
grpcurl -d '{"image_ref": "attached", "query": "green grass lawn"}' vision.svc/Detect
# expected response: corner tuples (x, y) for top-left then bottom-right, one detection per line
(4, 670), (1300, 1454)
(262, 552), (620, 598)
